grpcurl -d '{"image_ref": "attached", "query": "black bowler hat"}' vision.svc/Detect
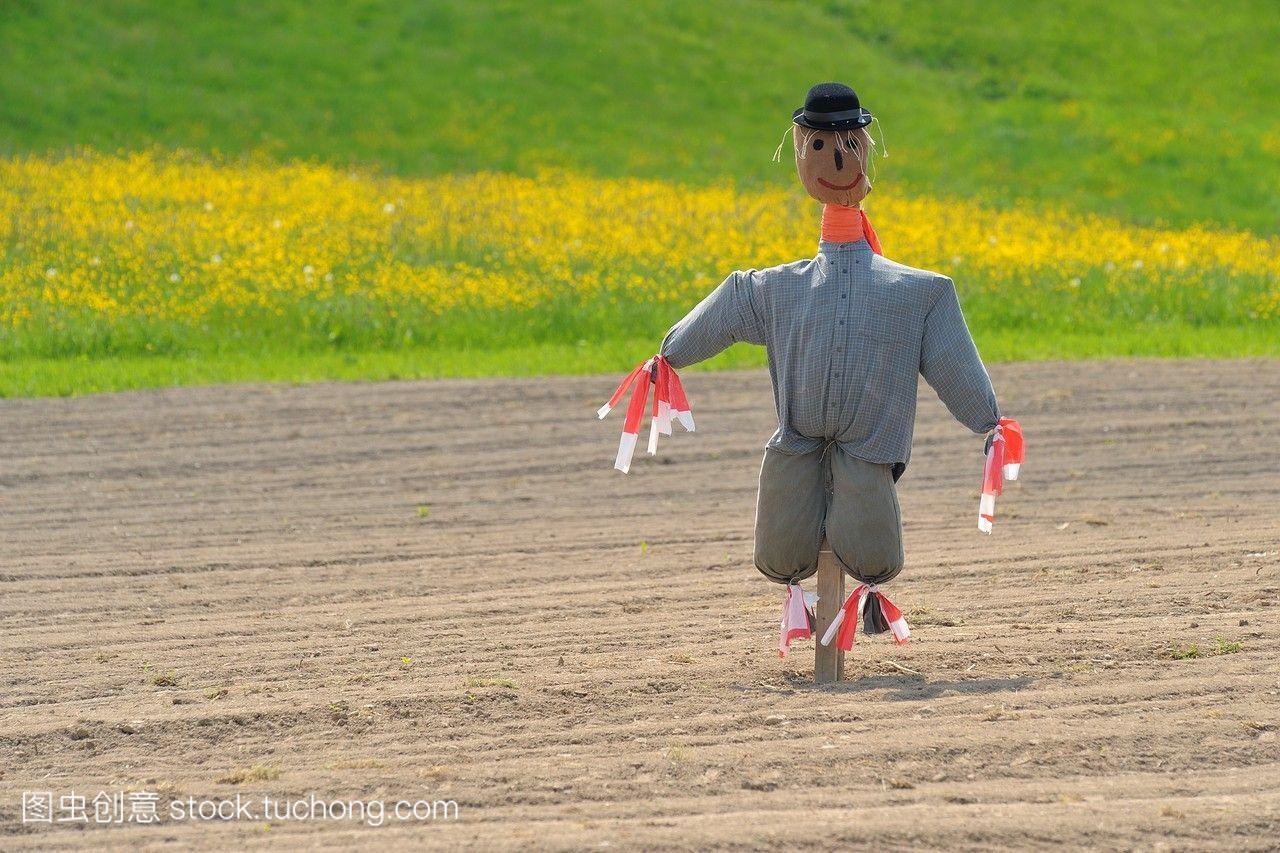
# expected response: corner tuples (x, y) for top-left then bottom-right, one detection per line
(792, 82), (873, 130)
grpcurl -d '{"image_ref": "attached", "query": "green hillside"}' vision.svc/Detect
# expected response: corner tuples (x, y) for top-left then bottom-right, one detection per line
(3, 0), (1278, 232)
(2, 1), (1277, 396)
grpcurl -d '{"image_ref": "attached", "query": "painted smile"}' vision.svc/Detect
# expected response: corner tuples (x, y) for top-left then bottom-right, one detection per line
(818, 173), (863, 191)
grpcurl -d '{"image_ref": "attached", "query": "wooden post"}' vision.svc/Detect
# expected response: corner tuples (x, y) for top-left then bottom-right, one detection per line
(814, 537), (845, 683)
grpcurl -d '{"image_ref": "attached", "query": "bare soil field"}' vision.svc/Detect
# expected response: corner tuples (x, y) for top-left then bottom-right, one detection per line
(2, 359), (1278, 850)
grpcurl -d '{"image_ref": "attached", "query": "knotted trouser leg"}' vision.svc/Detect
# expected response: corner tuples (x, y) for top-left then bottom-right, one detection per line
(825, 447), (905, 585)
(753, 446), (827, 584)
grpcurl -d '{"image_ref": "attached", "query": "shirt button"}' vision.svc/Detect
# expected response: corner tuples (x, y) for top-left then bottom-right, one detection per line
(838, 320), (845, 325)
(835, 346), (843, 352)
(841, 294), (847, 299)
(841, 268), (848, 273)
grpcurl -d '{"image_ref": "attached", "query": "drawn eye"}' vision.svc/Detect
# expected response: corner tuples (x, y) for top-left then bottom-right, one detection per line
(812, 139), (824, 151)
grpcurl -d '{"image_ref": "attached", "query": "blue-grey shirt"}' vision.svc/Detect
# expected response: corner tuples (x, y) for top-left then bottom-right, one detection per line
(660, 239), (1000, 473)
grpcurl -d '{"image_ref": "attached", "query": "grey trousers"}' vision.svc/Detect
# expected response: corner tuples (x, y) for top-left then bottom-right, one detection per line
(753, 444), (905, 585)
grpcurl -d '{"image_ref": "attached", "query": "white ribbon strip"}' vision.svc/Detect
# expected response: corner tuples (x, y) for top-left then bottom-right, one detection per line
(978, 492), (995, 534)
(614, 432), (638, 473)
(819, 606), (845, 647)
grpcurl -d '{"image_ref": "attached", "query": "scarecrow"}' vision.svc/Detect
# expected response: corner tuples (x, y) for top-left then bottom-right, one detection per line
(600, 83), (1022, 657)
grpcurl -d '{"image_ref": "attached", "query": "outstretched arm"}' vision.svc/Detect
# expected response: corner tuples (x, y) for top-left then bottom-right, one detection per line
(919, 277), (1000, 435)
(660, 271), (766, 369)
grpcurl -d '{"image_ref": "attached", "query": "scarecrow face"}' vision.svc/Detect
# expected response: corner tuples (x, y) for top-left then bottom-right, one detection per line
(793, 125), (873, 206)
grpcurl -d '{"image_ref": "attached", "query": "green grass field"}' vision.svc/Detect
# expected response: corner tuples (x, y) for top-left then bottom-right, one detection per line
(1, 0), (1277, 395)
(6, 325), (1273, 399)
(7, 0), (1279, 230)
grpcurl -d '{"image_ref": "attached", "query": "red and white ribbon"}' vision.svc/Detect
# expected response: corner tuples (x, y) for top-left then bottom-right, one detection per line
(598, 356), (694, 473)
(819, 584), (910, 650)
(778, 584), (817, 658)
(979, 417), (1025, 534)
(665, 362), (695, 433)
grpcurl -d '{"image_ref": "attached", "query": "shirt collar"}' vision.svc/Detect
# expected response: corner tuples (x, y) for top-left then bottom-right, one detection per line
(818, 239), (873, 254)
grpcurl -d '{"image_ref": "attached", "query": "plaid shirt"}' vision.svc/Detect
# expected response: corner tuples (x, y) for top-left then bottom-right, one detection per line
(660, 239), (999, 472)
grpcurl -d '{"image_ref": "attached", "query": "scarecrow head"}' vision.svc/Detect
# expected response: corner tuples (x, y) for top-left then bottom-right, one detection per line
(784, 82), (880, 207)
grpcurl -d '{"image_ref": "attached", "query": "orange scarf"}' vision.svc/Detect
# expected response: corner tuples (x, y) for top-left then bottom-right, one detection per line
(821, 204), (882, 254)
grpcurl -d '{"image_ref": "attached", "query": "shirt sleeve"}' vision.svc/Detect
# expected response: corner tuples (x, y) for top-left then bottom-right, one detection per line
(919, 277), (1000, 434)
(659, 271), (766, 370)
